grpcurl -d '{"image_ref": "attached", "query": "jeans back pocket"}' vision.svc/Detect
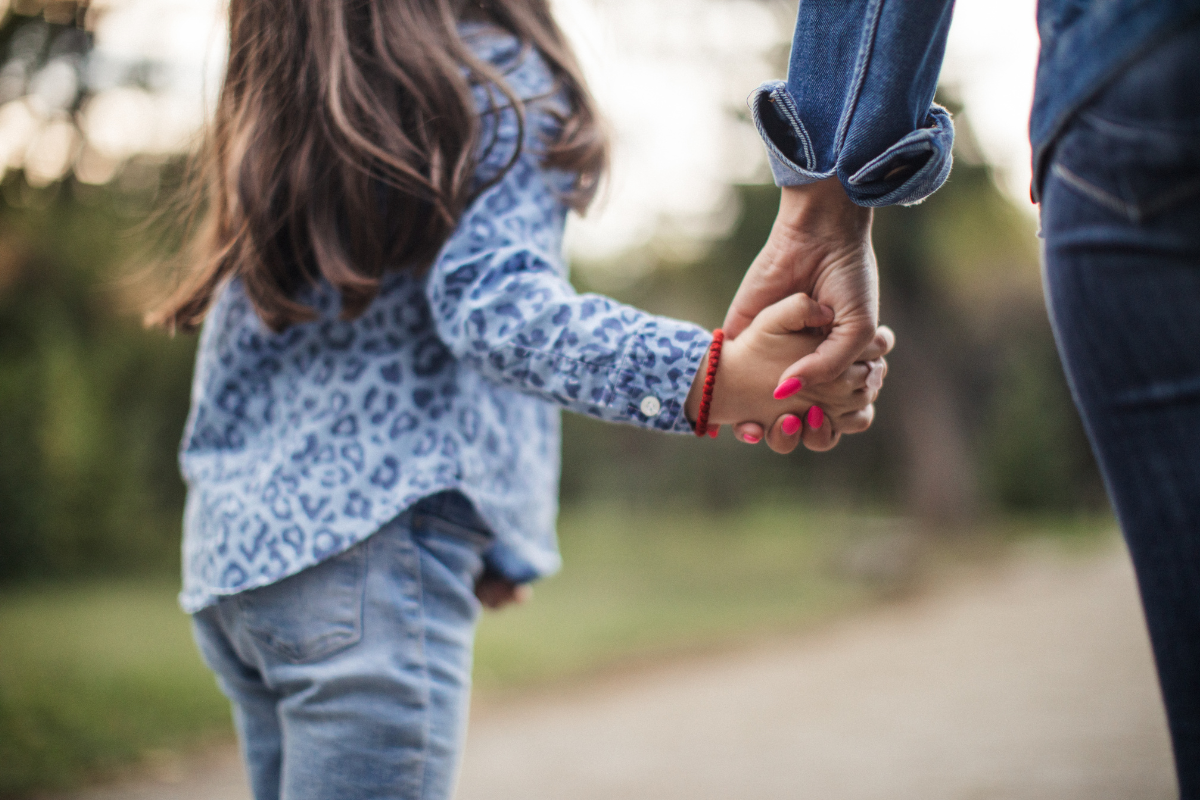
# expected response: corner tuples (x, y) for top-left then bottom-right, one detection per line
(1050, 23), (1200, 222)
(1052, 116), (1200, 223)
(234, 540), (367, 663)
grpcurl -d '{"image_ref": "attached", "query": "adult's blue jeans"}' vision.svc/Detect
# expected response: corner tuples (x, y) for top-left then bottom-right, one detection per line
(191, 491), (491, 800)
(1041, 20), (1200, 798)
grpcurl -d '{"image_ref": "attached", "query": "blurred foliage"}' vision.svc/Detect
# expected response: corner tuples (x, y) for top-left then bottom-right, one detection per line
(0, 577), (230, 796)
(0, 180), (195, 581)
(0, 7), (1106, 583)
(0, 5), (193, 582)
(0, 157), (1107, 583)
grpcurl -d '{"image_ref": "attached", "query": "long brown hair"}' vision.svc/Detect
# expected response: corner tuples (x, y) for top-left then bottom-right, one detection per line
(149, 0), (606, 333)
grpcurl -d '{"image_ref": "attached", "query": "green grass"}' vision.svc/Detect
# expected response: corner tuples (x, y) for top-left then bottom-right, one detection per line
(0, 579), (232, 796)
(473, 504), (885, 691)
(0, 506), (1116, 796)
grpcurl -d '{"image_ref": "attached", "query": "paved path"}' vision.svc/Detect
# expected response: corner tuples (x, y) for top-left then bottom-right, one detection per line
(458, 545), (1174, 800)
(62, 545), (1176, 800)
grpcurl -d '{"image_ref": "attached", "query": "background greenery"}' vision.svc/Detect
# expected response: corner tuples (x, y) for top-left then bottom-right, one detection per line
(0, 6), (1105, 585)
(0, 3), (1111, 797)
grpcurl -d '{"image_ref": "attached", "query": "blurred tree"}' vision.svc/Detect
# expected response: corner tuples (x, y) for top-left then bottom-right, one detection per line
(0, 1), (1106, 585)
(0, 2), (195, 581)
(0, 191), (196, 580)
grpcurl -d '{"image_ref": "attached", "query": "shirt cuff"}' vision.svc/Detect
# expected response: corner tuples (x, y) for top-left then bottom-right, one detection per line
(612, 318), (711, 435)
(749, 81), (956, 207)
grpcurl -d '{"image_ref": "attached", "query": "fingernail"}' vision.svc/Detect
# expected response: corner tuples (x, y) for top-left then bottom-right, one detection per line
(708, 427), (719, 438)
(773, 377), (803, 399)
(807, 406), (824, 429)
(781, 415), (801, 436)
(820, 304), (834, 318)
(743, 433), (760, 444)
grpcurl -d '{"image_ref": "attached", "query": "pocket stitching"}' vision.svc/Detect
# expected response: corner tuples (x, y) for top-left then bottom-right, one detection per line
(410, 513), (493, 548)
(1053, 162), (1200, 222)
(1051, 162), (1137, 220)
(237, 544), (367, 664)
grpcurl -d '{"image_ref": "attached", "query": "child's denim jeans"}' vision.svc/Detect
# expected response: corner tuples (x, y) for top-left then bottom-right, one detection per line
(191, 491), (491, 800)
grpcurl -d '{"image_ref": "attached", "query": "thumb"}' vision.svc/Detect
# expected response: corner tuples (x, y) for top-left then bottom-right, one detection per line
(752, 293), (834, 336)
(778, 312), (875, 387)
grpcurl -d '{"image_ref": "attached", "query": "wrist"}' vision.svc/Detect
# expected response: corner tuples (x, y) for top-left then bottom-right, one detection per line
(705, 335), (817, 428)
(705, 336), (768, 426)
(776, 178), (872, 240)
(684, 356), (706, 423)
(685, 330), (724, 435)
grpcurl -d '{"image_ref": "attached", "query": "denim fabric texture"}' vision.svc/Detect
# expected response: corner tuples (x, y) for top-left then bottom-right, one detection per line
(751, 0), (1200, 205)
(1031, 0), (1200, 198)
(178, 26), (710, 612)
(748, 0), (956, 206)
(1041, 21), (1200, 796)
(192, 491), (490, 800)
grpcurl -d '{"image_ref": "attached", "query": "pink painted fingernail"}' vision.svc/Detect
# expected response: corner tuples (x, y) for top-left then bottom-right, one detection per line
(781, 415), (801, 436)
(743, 433), (761, 444)
(708, 426), (719, 438)
(807, 406), (825, 429)
(773, 377), (803, 399)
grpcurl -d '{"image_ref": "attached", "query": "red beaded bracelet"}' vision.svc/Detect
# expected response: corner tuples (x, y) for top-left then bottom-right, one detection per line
(694, 329), (724, 438)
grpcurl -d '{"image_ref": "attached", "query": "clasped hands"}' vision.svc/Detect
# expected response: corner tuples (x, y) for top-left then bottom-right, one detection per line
(477, 179), (888, 610)
(691, 177), (892, 454)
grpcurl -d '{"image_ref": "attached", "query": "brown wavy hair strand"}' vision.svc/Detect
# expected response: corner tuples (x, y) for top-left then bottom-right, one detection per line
(148, 0), (607, 334)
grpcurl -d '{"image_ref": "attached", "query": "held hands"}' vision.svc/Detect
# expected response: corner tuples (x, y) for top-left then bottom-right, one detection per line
(721, 178), (885, 453)
(730, 323), (892, 454)
(723, 179), (878, 386)
(684, 293), (891, 447)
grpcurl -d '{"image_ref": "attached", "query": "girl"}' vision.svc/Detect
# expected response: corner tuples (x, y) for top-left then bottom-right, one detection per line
(154, 1), (889, 798)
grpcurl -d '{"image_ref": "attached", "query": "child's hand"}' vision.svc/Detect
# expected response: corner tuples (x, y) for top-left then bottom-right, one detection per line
(686, 294), (838, 428)
(733, 325), (893, 453)
(475, 573), (533, 610)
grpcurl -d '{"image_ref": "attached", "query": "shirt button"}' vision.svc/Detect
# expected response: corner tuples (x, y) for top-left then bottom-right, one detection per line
(640, 395), (661, 417)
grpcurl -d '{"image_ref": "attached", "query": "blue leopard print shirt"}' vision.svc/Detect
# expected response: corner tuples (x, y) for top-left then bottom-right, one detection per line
(178, 27), (711, 612)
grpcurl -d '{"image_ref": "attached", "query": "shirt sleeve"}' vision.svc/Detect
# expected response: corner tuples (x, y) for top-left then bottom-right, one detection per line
(425, 151), (711, 435)
(749, 0), (956, 207)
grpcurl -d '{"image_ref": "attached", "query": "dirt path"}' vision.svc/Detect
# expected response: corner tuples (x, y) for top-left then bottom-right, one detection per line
(458, 544), (1174, 800)
(62, 544), (1176, 800)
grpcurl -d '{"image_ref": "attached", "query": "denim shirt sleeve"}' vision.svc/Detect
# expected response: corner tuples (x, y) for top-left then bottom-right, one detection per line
(426, 157), (710, 435)
(426, 158), (710, 433)
(750, 0), (956, 207)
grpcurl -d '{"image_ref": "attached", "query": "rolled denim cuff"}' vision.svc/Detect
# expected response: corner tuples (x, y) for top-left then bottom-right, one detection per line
(749, 81), (956, 207)
(750, 82), (827, 186)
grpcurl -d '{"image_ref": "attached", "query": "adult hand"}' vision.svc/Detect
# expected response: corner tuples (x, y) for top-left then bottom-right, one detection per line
(724, 177), (878, 389)
(723, 177), (879, 453)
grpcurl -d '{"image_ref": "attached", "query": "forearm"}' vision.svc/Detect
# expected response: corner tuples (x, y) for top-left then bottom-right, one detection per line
(428, 161), (710, 433)
(445, 280), (709, 433)
(751, 0), (956, 206)
(774, 178), (872, 246)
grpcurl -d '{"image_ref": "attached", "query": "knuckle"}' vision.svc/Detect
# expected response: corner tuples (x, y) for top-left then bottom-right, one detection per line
(842, 418), (868, 434)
